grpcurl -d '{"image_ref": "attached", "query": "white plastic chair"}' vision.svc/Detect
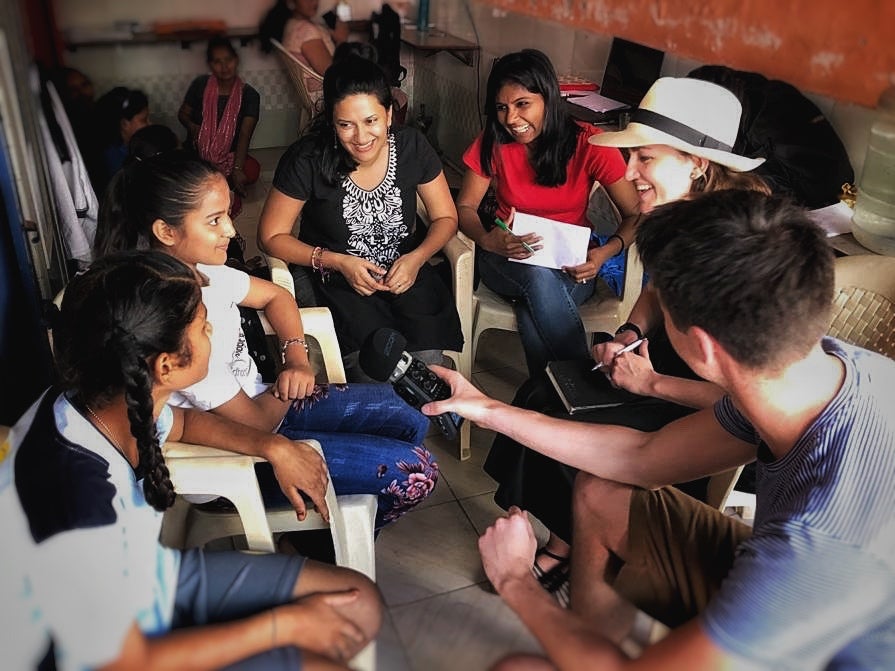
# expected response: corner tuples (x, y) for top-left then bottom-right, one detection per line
(269, 37), (323, 134)
(162, 306), (379, 582)
(414, 196), (476, 460)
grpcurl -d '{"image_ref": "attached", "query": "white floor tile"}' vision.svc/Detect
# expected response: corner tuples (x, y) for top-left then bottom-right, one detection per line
(390, 584), (544, 671)
(375, 501), (486, 607)
(375, 609), (415, 671)
(426, 431), (499, 500)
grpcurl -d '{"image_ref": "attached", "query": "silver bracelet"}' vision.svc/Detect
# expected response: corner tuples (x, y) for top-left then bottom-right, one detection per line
(281, 337), (309, 363)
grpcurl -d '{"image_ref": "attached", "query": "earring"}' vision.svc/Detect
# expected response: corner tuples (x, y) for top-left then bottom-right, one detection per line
(333, 133), (338, 149)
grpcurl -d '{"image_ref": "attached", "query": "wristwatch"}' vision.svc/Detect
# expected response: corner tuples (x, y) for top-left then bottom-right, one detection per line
(615, 322), (643, 340)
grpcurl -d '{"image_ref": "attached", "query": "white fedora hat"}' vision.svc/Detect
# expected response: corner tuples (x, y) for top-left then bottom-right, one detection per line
(589, 77), (765, 172)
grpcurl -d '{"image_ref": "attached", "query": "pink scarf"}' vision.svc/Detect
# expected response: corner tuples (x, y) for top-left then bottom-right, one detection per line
(197, 75), (244, 176)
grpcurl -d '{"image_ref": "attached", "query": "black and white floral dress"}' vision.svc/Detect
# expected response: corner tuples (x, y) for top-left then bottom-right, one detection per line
(273, 125), (463, 354)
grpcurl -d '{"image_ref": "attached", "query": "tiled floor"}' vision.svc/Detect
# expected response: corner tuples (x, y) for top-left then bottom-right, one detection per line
(240, 147), (547, 670)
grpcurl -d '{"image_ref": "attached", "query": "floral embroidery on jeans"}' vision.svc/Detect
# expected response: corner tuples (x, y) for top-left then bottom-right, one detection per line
(380, 446), (439, 521)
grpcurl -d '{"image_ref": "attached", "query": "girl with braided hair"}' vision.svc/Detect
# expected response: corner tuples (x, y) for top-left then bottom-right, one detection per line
(2, 250), (380, 670)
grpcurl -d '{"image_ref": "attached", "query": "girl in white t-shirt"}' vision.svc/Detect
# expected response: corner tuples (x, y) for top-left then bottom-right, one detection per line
(95, 151), (439, 527)
(3, 250), (379, 670)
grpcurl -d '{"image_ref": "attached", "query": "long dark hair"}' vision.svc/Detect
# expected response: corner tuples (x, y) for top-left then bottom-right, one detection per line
(96, 86), (149, 144)
(95, 150), (221, 257)
(206, 34), (238, 63)
(303, 55), (394, 185)
(481, 49), (580, 186)
(54, 250), (202, 510)
(258, 0), (292, 54)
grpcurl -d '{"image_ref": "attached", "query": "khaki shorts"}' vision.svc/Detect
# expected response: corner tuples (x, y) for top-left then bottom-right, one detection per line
(612, 486), (752, 628)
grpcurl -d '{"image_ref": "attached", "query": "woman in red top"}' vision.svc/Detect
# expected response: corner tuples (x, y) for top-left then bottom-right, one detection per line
(457, 49), (640, 376)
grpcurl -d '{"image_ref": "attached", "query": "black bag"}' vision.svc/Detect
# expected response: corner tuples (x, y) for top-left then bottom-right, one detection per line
(688, 65), (854, 208)
(371, 4), (407, 88)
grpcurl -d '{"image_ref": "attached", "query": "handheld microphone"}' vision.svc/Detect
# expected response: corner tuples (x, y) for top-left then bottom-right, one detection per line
(359, 328), (462, 440)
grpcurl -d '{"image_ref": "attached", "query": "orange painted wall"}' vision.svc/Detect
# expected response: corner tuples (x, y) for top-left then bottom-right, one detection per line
(483, 0), (893, 107)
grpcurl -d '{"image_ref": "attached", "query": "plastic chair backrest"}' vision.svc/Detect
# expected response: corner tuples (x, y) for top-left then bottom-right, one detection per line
(269, 38), (323, 133)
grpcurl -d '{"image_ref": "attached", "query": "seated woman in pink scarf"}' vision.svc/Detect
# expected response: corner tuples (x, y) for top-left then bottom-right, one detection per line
(178, 36), (261, 208)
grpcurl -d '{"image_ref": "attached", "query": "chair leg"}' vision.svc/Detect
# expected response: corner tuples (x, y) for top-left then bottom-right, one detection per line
(330, 494), (378, 581)
(457, 419), (472, 461)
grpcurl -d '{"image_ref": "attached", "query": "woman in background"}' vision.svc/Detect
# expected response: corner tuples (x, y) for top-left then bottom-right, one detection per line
(456, 49), (641, 377)
(179, 36), (261, 208)
(260, 0), (349, 104)
(95, 86), (149, 192)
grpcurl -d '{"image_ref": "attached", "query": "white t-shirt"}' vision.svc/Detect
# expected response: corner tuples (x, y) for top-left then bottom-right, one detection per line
(1, 390), (180, 670)
(168, 263), (268, 410)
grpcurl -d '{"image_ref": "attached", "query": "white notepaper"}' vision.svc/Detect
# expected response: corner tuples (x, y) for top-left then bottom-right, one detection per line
(808, 201), (854, 237)
(508, 212), (591, 270)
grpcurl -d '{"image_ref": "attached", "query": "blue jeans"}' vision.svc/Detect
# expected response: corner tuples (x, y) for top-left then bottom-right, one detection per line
(258, 383), (437, 528)
(478, 249), (595, 375)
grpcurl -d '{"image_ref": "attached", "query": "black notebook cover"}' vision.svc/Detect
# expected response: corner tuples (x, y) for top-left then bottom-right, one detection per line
(546, 359), (643, 414)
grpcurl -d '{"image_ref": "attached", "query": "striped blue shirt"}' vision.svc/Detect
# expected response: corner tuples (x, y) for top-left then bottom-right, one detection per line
(703, 338), (895, 669)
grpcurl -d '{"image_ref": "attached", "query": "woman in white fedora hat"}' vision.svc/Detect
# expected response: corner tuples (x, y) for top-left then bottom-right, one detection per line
(587, 76), (769, 404)
(484, 76), (770, 602)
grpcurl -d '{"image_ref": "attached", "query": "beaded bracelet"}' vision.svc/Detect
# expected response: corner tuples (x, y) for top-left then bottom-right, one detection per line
(281, 337), (309, 363)
(310, 246), (324, 271)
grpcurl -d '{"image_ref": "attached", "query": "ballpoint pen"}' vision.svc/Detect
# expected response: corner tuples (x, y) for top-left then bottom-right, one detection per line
(494, 217), (536, 254)
(591, 338), (645, 371)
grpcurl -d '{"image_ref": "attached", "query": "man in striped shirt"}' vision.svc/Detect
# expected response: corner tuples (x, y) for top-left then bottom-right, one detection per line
(425, 190), (894, 669)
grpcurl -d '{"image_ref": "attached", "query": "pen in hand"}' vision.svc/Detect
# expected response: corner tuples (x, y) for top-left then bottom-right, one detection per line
(592, 338), (645, 371)
(494, 217), (536, 255)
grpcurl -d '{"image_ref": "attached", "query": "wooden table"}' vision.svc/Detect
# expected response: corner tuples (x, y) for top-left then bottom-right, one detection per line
(400, 27), (480, 67)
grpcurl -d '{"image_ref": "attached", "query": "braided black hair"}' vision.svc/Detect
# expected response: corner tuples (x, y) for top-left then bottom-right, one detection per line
(55, 250), (202, 510)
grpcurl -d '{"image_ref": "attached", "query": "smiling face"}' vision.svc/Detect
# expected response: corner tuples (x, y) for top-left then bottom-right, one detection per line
(624, 145), (706, 213)
(495, 82), (546, 146)
(208, 46), (238, 84)
(157, 174), (235, 267)
(333, 93), (393, 167)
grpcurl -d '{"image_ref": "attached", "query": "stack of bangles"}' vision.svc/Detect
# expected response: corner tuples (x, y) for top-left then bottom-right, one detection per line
(310, 246), (331, 281)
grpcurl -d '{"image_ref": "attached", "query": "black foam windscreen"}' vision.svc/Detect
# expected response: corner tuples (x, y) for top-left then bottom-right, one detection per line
(359, 327), (407, 381)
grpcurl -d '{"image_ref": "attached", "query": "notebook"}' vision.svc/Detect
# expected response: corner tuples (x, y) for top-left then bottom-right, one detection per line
(546, 359), (643, 415)
(566, 37), (664, 119)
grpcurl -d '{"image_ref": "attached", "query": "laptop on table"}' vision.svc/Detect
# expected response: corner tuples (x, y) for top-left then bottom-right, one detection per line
(566, 37), (665, 125)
